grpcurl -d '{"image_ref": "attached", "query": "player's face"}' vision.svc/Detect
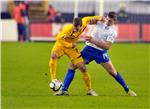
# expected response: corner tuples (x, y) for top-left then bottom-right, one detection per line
(101, 16), (113, 26)
(74, 25), (81, 32)
(108, 17), (115, 26)
(106, 16), (115, 26)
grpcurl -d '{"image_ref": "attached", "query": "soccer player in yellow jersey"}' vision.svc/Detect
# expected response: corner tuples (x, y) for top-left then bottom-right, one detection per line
(49, 16), (101, 96)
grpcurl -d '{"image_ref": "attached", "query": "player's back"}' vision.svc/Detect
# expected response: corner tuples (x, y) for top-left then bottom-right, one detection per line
(56, 24), (78, 43)
(56, 23), (86, 43)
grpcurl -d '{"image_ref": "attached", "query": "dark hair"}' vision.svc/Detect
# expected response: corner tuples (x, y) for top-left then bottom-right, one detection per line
(14, 1), (21, 5)
(108, 11), (117, 21)
(73, 17), (82, 27)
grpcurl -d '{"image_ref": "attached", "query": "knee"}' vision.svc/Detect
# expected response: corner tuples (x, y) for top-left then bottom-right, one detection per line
(51, 53), (58, 59)
(77, 63), (87, 72)
(80, 67), (87, 72)
(107, 68), (117, 76)
(49, 54), (58, 66)
(68, 63), (77, 70)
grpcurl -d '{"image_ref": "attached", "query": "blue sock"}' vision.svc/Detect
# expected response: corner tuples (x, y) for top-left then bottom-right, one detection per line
(114, 72), (129, 93)
(62, 69), (75, 91)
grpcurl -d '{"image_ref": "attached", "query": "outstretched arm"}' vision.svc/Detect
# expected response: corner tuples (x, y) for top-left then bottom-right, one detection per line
(82, 16), (102, 25)
(85, 36), (112, 50)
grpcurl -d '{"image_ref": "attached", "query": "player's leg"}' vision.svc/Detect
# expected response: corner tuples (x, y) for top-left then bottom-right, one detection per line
(49, 45), (64, 80)
(22, 24), (27, 41)
(101, 61), (136, 96)
(62, 46), (93, 92)
(60, 53), (91, 92)
(67, 47), (91, 92)
(76, 62), (98, 96)
(101, 61), (129, 91)
(19, 24), (26, 42)
(49, 51), (58, 80)
(17, 23), (21, 41)
(60, 60), (97, 96)
(54, 62), (76, 96)
(56, 47), (97, 96)
(76, 62), (91, 91)
(62, 62), (77, 91)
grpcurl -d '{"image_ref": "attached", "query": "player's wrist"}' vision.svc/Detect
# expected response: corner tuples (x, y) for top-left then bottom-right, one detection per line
(89, 38), (95, 44)
(85, 36), (92, 41)
(87, 36), (93, 42)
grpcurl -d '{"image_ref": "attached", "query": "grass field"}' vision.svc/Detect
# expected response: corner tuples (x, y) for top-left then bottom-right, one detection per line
(1, 42), (150, 109)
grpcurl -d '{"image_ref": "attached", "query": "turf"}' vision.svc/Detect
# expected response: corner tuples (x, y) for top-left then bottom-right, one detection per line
(1, 42), (150, 109)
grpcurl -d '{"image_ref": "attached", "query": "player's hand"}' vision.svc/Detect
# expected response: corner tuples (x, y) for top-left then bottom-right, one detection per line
(100, 16), (107, 23)
(72, 43), (77, 48)
(89, 18), (97, 24)
(85, 36), (92, 42)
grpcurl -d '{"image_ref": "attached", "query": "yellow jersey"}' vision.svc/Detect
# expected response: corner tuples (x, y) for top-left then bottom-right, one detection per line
(56, 16), (101, 48)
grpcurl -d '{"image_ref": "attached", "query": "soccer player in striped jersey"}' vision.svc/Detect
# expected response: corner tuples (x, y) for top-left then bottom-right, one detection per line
(57, 12), (137, 96)
(50, 16), (101, 96)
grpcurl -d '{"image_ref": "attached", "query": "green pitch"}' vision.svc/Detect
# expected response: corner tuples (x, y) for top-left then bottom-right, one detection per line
(1, 42), (150, 109)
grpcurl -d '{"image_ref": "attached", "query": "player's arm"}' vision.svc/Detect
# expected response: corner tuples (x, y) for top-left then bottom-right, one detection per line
(59, 39), (77, 48)
(85, 35), (113, 50)
(82, 16), (102, 25)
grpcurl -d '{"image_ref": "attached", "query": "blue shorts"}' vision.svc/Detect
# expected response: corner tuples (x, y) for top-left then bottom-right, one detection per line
(81, 45), (110, 64)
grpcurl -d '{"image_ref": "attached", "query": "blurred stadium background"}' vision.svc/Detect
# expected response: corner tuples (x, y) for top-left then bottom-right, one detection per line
(1, 0), (150, 42)
(1, 0), (150, 109)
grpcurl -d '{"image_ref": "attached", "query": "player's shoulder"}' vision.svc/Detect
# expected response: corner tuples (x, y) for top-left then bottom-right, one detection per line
(81, 16), (92, 23)
(64, 23), (73, 28)
(63, 24), (74, 31)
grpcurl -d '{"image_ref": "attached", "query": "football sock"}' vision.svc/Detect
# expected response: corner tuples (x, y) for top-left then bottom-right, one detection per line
(114, 72), (129, 93)
(49, 58), (57, 80)
(83, 72), (91, 92)
(62, 69), (75, 91)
